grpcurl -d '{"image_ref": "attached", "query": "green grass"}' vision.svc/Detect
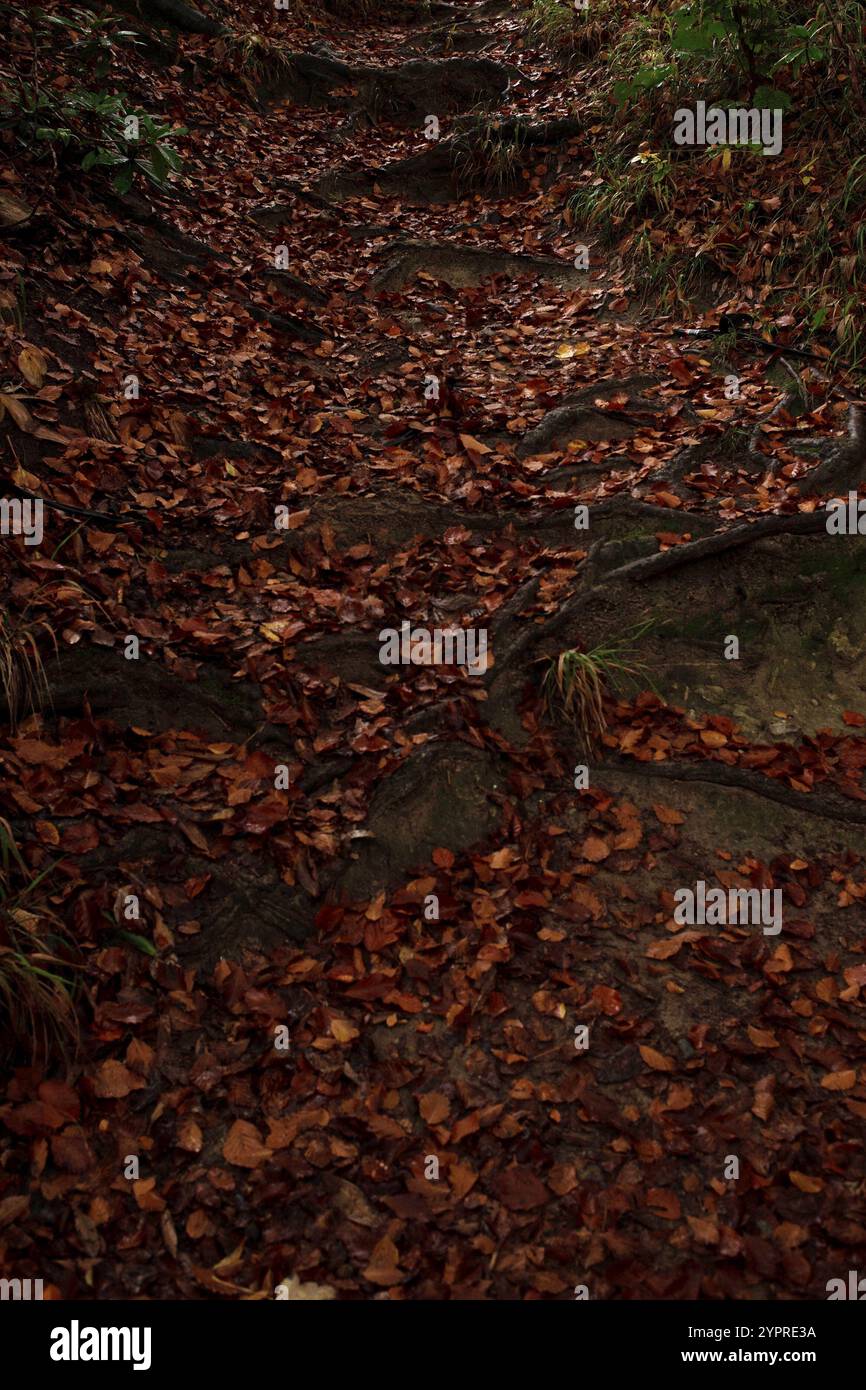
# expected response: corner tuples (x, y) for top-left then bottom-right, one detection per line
(0, 820), (81, 1061)
(0, 608), (52, 732)
(568, 148), (678, 241)
(452, 118), (529, 194)
(543, 622), (653, 748)
(524, 0), (613, 61)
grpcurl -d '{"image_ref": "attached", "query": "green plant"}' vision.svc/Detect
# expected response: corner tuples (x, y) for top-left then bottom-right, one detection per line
(0, 608), (52, 731)
(452, 118), (529, 193)
(0, 819), (80, 1061)
(526, 0), (577, 43)
(568, 148), (678, 239)
(41, 5), (143, 79)
(543, 624), (653, 748)
(611, 0), (864, 115)
(0, 5), (186, 193)
(525, 0), (612, 61)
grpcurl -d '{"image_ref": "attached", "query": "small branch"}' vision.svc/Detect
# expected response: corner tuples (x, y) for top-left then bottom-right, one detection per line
(3, 482), (151, 530)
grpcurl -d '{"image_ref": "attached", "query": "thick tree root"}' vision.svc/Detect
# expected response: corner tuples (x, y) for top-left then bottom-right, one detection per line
(601, 754), (866, 827)
(131, 0), (226, 35)
(608, 509), (828, 583)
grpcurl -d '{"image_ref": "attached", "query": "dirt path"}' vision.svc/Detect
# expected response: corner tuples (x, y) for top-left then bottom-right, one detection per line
(3, 0), (866, 1302)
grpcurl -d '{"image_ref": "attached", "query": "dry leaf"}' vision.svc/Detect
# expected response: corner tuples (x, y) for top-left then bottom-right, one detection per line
(18, 346), (47, 388)
(639, 1045), (676, 1071)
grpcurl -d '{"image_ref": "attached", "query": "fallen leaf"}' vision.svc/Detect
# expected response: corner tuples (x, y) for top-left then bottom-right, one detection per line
(639, 1045), (676, 1072)
(223, 1120), (271, 1168)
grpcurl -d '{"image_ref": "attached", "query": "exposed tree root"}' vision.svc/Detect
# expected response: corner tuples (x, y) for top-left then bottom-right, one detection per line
(608, 509), (828, 583)
(131, 0), (227, 36)
(601, 754), (866, 827)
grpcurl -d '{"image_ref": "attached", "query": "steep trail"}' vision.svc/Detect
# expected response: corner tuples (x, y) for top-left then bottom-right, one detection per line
(3, 0), (866, 1302)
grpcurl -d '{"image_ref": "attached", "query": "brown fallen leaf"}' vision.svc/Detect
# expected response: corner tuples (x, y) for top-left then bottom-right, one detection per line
(18, 346), (47, 388)
(419, 1090), (451, 1124)
(332, 1178), (378, 1227)
(92, 1060), (145, 1099)
(789, 1171), (824, 1193)
(0, 391), (77, 443)
(493, 1165), (549, 1210)
(176, 1116), (203, 1153)
(223, 1119), (271, 1168)
(639, 1044), (676, 1072)
(821, 1069), (856, 1091)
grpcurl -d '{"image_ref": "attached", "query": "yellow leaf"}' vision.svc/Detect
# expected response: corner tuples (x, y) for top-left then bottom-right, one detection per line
(556, 342), (590, 360)
(12, 464), (42, 491)
(18, 346), (47, 388)
(789, 1171), (823, 1193)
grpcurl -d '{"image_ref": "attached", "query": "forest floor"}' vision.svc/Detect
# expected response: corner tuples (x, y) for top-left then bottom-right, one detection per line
(2, 0), (866, 1301)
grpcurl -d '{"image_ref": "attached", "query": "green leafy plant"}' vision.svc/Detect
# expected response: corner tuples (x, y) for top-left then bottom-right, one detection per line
(611, 0), (864, 112)
(5, 84), (187, 193)
(0, 5), (185, 192)
(41, 5), (143, 79)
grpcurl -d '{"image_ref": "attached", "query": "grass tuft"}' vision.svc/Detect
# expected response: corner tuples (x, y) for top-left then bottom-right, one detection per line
(543, 623), (653, 750)
(0, 819), (81, 1062)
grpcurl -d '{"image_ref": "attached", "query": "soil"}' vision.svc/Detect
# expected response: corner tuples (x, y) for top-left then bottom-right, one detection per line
(3, 0), (866, 1307)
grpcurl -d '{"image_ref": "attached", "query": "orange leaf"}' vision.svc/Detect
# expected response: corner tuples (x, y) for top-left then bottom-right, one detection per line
(419, 1091), (450, 1124)
(459, 433), (491, 454)
(639, 1045), (676, 1071)
(789, 1171), (824, 1193)
(700, 729), (728, 748)
(223, 1119), (270, 1168)
(821, 1069), (856, 1091)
